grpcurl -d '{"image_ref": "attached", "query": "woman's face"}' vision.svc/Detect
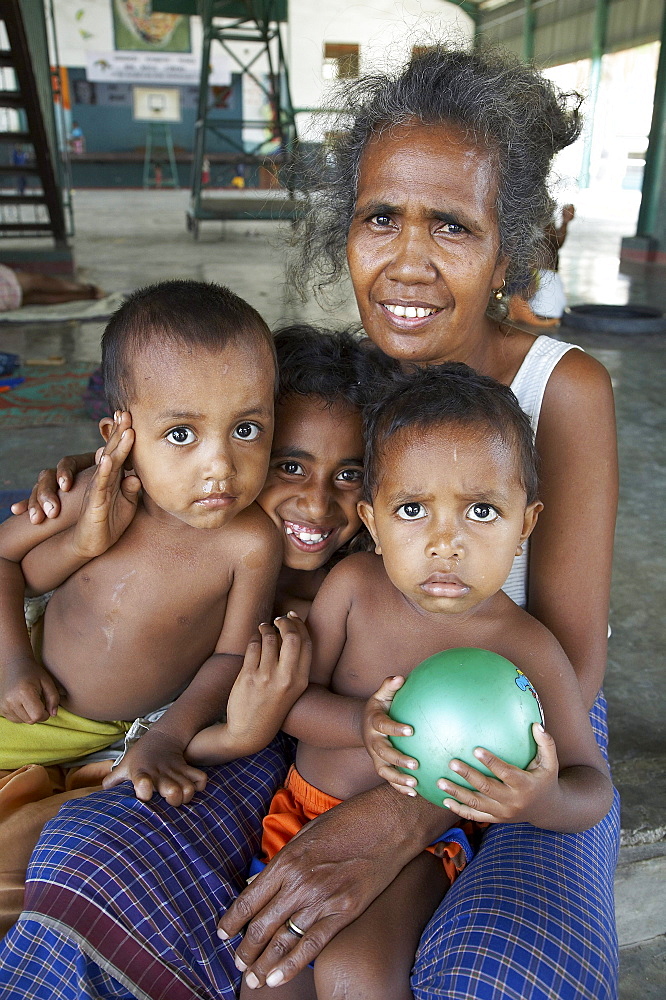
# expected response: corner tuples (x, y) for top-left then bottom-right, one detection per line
(346, 122), (507, 366)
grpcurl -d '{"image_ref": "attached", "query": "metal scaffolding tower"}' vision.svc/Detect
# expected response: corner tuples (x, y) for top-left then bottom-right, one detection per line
(157, 1), (300, 237)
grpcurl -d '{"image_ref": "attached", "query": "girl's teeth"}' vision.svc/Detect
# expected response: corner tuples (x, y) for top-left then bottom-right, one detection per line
(299, 532), (326, 543)
(284, 523), (331, 544)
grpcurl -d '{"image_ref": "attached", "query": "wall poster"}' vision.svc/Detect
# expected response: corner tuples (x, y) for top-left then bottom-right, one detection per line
(112, 0), (191, 52)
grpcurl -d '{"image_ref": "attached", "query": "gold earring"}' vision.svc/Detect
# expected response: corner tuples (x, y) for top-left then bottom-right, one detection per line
(493, 279), (506, 301)
(516, 543), (524, 556)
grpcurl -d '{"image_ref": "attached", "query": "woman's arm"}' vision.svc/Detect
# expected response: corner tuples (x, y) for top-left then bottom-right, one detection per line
(529, 349), (618, 708)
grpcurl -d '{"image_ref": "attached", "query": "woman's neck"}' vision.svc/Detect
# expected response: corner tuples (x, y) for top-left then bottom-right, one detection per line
(422, 319), (537, 387)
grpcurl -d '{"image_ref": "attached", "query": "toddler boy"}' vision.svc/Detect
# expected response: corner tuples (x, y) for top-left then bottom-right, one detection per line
(240, 362), (613, 998)
(0, 280), (307, 806)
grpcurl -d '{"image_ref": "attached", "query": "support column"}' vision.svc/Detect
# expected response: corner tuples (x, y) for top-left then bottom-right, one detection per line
(621, 2), (666, 264)
(522, 0), (535, 63)
(578, 0), (610, 189)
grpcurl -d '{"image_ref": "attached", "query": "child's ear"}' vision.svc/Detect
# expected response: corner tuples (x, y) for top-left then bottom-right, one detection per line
(357, 500), (382, 555)
(98, 415), (136, 474)
(99, 416), (114, 443)
(516, 500), (543, 555)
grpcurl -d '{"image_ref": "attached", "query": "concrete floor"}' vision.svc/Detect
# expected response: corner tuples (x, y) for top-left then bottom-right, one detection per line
(0, 187), (664, 997)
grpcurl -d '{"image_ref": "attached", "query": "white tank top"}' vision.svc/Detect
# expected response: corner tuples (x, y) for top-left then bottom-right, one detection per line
(502, 335), (581, 607)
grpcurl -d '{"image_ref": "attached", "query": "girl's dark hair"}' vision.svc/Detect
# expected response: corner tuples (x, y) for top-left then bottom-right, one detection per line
(363, 362), (539, 504)
(273, 323), (397, 408)
(294, 46), (582, 294)
(102, 279), (275, 411)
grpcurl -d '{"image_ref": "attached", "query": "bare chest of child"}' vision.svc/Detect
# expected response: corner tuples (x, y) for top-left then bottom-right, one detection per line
(40, 508), (235, 722)
(296, 555), (521, 801)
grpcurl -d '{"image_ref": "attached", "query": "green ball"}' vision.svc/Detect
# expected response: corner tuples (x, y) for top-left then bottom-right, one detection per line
(388, 647), (544, 807)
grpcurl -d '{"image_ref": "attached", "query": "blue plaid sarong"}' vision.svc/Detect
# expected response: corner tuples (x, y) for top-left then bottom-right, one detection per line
(0, 697), (619, 1000)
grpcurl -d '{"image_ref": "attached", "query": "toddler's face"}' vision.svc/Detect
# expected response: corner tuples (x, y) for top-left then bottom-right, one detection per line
(103, 339), (275, 529)
(358, 423), (541, 615)
(258, 393), (364, 571)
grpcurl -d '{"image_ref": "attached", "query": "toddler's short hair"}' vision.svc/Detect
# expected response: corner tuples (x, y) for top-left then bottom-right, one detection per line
(102, 280), (275, 411)
(363, 362), (539, 503)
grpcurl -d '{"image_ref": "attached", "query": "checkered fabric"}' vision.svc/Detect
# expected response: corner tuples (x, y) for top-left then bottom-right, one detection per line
(0, 698), (619, 1000)
(0, 735), (294, 1000)
(412, 691), (620, 1000)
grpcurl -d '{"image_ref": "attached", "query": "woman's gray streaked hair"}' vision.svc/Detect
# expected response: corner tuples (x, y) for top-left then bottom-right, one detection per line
(291, 46), (582, 299)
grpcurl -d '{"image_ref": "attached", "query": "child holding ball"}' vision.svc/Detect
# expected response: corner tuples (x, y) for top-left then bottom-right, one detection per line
(243, 362), (613, 999)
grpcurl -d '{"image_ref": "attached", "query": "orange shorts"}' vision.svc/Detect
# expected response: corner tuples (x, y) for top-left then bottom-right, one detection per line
(260, 766), (479, 884)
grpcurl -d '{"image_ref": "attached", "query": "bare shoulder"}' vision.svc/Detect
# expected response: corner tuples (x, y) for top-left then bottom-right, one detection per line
(312, 551), (383, 604)
(492, 596), (572, 681)
(541, 345), (615, 425)
(535, 344), (617, 492)
(308, 553), (384, 637)
(326, 550), (384, 588)
(220, 501), (281, 556)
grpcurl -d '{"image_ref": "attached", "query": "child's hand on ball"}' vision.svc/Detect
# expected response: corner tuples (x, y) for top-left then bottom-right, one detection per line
(435, 723), (560, 823)
(363, 676), (420, 796)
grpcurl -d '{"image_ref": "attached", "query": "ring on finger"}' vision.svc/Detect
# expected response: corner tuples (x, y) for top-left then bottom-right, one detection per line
(285, 916), (306, 938)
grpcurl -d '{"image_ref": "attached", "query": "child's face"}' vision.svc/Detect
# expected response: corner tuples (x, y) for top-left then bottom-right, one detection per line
(358, 423), (541, 615)
(102, 338), (275, 529)
(258, 393), (364, 571)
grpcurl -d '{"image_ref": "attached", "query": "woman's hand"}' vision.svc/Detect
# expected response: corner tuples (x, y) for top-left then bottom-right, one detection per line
(217, 782), (454, 989)
(11, 452), (98, 522)
(362, 675), (420, 795)
(436, 723), (560, 824)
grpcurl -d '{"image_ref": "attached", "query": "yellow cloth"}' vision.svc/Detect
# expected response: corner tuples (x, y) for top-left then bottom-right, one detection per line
(0, 707), (130, 770)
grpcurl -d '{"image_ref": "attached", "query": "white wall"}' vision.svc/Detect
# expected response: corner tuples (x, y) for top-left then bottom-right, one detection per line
(287, 0), (473, 140)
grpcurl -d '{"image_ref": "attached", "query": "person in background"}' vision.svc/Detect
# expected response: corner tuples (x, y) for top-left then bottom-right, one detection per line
(0, 265), (103, 312)
(508, 204), (576, 327)
(68, 122), (85, 155)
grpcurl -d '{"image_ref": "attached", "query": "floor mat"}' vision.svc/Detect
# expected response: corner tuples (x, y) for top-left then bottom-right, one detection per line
(0, 363), (94, 427)
(0, 291), (127, 324)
